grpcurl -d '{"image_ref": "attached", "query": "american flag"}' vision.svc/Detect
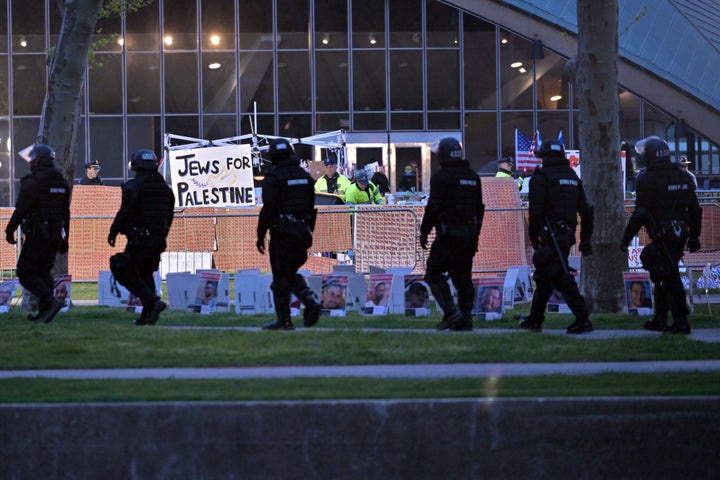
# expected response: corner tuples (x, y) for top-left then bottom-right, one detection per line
(515, 129), (541, 170)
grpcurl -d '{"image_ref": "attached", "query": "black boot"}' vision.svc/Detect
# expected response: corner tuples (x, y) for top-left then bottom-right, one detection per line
(427, 279), (462, 330)
(34, 294), (63, 324)
(518, 315), (542, 332)
(664, 316), (691, 335)
(142, 299), (167, 326)
(263, 294), (295, 330)
(449, 311), (473, 331)
(643, 312), (669, 332)
(292, 281), (321, 328)
(663, 297), (692, 335)
(566, 317), (594, 334)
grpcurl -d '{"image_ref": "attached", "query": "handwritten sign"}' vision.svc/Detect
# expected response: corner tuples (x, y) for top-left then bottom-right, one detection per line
(169, 144), (255, 208)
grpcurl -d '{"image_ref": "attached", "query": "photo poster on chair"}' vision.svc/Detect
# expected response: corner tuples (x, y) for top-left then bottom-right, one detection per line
(362, 273), (393, 315)
(53, 274), (72, 313)
(189, 271), (229, 314)
(404, 274), (430, 317)
(0, 279), (20, 313)
(471, 276), (505, 321)
(623, 271), (653, 316)
(320, 275), (348, 317)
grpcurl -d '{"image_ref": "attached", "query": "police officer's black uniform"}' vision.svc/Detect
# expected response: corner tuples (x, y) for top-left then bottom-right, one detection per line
(521, 140), (595, 334)
(5, 144), (70, 323)
(108, 149), (175, 326)
(621, 136), (701, 334)
(257, 138), (321, 330)
(420, 137), (484, 331)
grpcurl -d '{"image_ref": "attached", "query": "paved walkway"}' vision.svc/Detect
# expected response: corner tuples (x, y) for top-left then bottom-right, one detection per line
(2, 327), (719, 380)
(2, 360), (720, 380)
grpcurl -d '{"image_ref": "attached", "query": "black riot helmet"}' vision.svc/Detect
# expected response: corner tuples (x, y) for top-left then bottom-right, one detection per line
(130, 149), (159, 171)
(431, 137), (463, 164)
(268, 137), (294, 163)
(634, 136), (670, 168)
(534, 140), (566, 158)
(29, 143), (56, 169)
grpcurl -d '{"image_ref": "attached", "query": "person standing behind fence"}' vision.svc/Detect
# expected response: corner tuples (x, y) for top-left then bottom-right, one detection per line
(495, 156), (523, 190)
(257, 137), (322, 330)
(420, 137), (484, 331)
(78, 159), (103, 185)
(5, 144), (70, 324)
(108, 149), (174, 326)
(519, 139), (594, 334)
(343, 170), (385, 205)
(620, 136), (701, 334)
(314, 155), (351, 196)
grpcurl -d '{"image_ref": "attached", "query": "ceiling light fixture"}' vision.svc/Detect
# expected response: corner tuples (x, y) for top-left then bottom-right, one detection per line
(510, 61), (523, 68)
(518, 67), (527, 73)
(210, 35), (220, 46)
(208, 62), (222, 70)
(550, 95), (562, 101)
(369, 33), (377, 45)
(164, 35), (173, 46)
(322, 33), (329, 45)
(20, 37), (27, 48)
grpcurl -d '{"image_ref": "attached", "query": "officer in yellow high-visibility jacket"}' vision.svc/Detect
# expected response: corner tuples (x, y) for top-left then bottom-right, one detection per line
(495, 156), (523, 190)
(314, 156), (351, 195)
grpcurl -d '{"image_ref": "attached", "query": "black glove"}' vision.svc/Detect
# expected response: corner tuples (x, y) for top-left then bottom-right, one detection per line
(579, 241), (593, 256)
(420, 234), (428, 250)
(6, 231), (16, 245)
(107, 233), (116, 247)
(59, 239), (69, 254)
(687, 237), (701, 253)
(256, 238), (265, 255)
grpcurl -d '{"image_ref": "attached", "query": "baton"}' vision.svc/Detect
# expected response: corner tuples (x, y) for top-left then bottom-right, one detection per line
(544, 218), (568, 275)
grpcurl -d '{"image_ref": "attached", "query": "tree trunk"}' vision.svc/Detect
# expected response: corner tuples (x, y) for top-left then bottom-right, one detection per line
(575, 0), (626, 312)
(38, 0), (104, 278)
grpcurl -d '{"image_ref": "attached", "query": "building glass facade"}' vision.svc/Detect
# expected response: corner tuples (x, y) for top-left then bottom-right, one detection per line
(0, 0), (718, 203)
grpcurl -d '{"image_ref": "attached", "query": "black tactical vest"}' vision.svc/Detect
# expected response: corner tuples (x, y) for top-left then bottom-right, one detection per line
(131, 172), (173, 233)
(273, 165), (314, 216)
(534, 164), (582, 227)
(33, 166), (69, 228)
(444, 166), (481, 222)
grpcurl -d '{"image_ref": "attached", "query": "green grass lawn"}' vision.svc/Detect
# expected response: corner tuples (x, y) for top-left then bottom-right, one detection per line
(1, 301), (719, 402)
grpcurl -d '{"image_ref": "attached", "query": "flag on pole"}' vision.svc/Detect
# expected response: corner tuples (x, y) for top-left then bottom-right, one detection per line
(557, 129), (564, 146)
(515, 129), (541, 170)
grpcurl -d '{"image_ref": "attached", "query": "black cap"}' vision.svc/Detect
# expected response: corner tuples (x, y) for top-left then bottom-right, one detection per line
(84, 159), (101, 169)
(324, 156), (338, 166)
(498, 156), (515, 167)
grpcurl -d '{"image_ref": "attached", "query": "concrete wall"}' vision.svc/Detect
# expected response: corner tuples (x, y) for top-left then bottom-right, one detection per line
(2, 398), (719, 479)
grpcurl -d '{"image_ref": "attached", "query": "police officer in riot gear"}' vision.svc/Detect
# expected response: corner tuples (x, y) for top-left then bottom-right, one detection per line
(5, 144), (70, 323)
(257, 137), (321, 330)
(620, 136), (701, 334)
(420, 137), (484, 331)
(108, 149), (175, 326)
(520, 139), (595, 334)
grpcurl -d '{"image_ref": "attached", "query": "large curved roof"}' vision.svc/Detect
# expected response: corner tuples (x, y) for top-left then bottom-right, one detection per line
(502, 0), (720, 113)
(447, 0), (720, 143)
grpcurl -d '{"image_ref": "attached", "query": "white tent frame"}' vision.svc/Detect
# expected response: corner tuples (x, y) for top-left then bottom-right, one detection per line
(163, 106), (348, 174)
